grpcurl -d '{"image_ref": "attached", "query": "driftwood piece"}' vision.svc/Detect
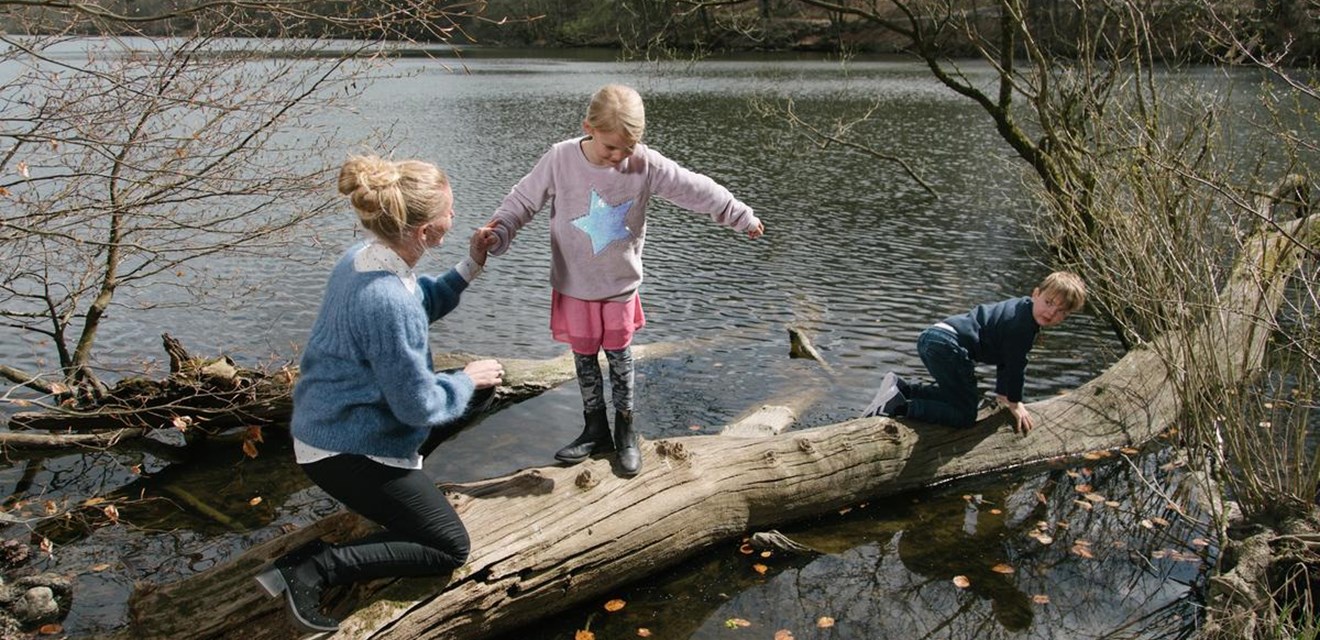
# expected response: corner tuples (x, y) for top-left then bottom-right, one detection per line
(786, 324), (832, 373)
(115, 210), (1317, 640)
(0, 428), (149, 450)
(4, 342), (686, 445)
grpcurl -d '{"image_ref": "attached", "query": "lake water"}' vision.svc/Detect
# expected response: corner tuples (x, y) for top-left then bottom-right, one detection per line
(0, 45), (1216, 638)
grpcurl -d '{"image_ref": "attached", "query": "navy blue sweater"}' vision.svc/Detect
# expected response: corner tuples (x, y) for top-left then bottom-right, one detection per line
(941, 296), (1040, 403)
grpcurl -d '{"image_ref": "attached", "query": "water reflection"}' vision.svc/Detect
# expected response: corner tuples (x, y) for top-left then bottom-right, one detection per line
(509, 451), (1208, 640)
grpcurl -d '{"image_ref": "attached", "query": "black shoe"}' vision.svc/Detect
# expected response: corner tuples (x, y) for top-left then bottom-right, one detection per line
(555, 407), (613, 464)
(255, 541), (340, 633)
(614, 409), (641, 476)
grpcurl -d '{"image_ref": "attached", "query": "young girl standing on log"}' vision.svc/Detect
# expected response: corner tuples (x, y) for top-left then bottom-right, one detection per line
(255, 155), (504, 633)
(483, 84), (765, 476)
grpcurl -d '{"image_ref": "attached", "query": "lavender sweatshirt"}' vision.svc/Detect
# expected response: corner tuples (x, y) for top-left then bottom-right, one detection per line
(488, 137), (760, 302)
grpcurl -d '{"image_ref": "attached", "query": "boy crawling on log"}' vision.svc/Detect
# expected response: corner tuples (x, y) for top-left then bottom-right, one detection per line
(864, 272), (1087, 433)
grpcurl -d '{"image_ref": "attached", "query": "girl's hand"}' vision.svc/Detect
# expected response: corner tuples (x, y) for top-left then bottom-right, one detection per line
(464, 359), (504, 389)
(747, 221), (765, 240)
(469, 223), (499, 266)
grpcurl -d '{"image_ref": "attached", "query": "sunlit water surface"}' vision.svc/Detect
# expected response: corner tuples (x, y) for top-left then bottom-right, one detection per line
(0, 45), (1235, 638)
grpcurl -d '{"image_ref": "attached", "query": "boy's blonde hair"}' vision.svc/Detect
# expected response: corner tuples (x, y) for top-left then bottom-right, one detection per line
(337, 155), (451, 242)
(585, 84), (646, 144)
(1038, 271), (1087, 312)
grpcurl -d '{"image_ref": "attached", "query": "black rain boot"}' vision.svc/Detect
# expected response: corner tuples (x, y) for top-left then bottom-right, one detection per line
(614, 409), (641, 476)
(555, 407), (613, 464)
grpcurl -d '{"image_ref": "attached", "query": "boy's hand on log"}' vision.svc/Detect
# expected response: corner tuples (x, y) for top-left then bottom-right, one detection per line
(1002, 399), (1033, 434)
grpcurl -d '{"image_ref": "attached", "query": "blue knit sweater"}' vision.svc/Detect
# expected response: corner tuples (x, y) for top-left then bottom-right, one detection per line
(290, 242), (476, 459)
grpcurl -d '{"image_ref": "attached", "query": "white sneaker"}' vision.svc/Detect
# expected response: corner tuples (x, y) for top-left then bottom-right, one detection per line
(863, 372), (901, 418)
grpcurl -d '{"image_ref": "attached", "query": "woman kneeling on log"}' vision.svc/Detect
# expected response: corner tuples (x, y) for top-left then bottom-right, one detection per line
(255, 155), (505, 632)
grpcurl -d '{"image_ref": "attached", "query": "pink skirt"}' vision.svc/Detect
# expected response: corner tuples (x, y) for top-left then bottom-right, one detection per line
(550, 291), (646, 355)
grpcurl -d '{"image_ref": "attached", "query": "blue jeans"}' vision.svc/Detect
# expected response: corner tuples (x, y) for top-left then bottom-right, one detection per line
(904, 327), (979, 428)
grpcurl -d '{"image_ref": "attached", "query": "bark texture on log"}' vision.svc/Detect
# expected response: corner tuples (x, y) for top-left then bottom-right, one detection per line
(119, 215), (1315, 640)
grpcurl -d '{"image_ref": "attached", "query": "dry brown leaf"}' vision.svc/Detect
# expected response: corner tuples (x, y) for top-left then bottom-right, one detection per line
(1120, 447), (1139, 455)
(1150, 516), (1170, 527)
(1191, 537), (1210, 547)
(774, 630), (795, 640)
(760, 550), (772, 558)
(575, 631), (595, 640)
(952, 575), (971, 588)
(991, 563), (1015, 574)
(90, 563), (111, 572)
(1032, 594), (1051, 605)
(739, 543), (754, 555)
(989, 508), (1003, 515)
(637, 629), (652, 638)
(1084, 493), (1106, 503)
(1075, 484), (1093, 493)
(604, 599), (626, 612)
(248, 497), (263, 507)
(37, 623), (62, 635)
(817, 616), (836, 628)
(242, 439), (259, 459)
(752, 563), (768, 575)
(103, 504), (120, 524)
(1073, 499), (1093, 511)
(725, 618), (752, 628)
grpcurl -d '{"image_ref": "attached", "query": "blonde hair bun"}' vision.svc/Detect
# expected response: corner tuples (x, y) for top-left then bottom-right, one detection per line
(337, 155), (450, 242)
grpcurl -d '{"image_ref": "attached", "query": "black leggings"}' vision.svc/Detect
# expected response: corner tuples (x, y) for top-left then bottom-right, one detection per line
(301, 453), (470, 586)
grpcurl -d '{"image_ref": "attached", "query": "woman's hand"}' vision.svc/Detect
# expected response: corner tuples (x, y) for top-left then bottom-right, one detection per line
(464, 359), (504, 389)
(469, 223), (499, 266)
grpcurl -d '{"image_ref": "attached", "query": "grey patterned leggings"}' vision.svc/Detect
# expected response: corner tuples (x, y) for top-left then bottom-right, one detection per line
(574, 347), (634, 413)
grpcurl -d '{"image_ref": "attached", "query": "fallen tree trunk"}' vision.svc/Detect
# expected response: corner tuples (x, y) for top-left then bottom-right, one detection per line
(2, 343), (685, 448)
(117, 213), (1315, 640)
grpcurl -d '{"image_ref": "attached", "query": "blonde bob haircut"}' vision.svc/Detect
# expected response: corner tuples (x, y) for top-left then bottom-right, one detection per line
(585, 84), (646, 144)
